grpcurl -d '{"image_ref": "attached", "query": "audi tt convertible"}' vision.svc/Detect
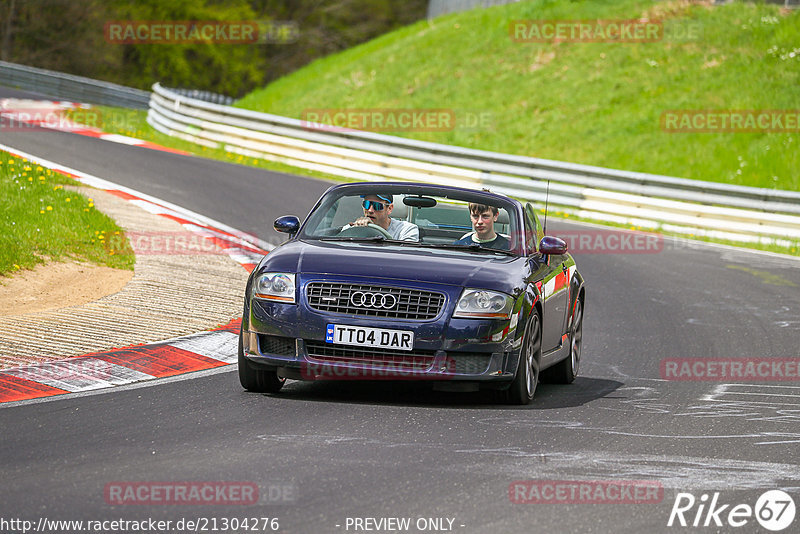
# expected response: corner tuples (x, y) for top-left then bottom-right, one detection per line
(239, 182), (585, 404)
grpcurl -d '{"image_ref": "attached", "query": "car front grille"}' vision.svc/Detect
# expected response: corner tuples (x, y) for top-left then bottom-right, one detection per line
(305, 341), (436, 371)
(306, 282), (445, 320)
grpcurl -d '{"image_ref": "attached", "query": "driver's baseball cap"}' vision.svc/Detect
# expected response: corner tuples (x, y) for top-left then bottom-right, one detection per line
(360, 193), (393, 204)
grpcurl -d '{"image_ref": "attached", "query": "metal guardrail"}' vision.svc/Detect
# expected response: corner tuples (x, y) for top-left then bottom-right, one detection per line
(0, 61), (150, 109)
(147, 83), (800, 245)
(427, 0), (521, 19)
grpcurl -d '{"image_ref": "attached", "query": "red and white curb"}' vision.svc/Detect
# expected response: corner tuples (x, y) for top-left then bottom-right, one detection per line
(0, 320), (241, 404)
(0, 143), (271, 404)
(0, 98), (190, 155)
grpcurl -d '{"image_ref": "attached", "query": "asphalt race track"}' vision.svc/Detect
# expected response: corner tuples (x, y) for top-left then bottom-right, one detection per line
(2, 88), (800, 533)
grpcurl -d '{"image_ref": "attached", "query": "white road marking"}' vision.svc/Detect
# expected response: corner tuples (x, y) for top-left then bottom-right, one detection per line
(703, 384), (800, 406)
(99, 133), (146, 145)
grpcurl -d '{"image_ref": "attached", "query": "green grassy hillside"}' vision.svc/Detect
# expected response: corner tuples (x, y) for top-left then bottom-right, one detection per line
(236, 0), (800, 191)
(0, 153), (134, 275)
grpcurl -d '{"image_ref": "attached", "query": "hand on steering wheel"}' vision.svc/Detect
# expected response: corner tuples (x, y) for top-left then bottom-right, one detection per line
(338, 222), (393, 239)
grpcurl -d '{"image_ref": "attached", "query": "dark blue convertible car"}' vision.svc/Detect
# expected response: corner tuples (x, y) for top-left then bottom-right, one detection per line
(239, 182), (585, 404)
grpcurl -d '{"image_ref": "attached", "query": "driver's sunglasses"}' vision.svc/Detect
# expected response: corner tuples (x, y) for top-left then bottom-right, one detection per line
(362, 200), (387, 211)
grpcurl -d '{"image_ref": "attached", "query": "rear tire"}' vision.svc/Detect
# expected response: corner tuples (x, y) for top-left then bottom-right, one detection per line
(505, 312), (541, 405)
(238, 331), (285, 393)
(541, 298), (582, 384)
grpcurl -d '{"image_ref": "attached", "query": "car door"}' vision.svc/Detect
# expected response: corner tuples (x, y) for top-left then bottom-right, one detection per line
(525, 203), (568, 353)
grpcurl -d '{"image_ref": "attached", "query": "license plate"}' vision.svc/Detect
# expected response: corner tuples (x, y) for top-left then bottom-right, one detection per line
(325, 324), (414, 351)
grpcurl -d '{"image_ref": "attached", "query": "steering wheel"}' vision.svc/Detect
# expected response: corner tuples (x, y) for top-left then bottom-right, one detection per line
(338, 223), (393, 239)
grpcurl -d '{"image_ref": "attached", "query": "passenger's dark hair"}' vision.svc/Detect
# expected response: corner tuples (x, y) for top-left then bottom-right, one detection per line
(468, 203), (498, 215)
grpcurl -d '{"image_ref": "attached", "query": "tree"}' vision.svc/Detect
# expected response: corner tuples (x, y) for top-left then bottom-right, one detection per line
(0, 0), (427, 96)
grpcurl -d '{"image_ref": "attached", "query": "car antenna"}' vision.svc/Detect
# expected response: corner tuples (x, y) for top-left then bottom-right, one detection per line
(543, 180), (550, 235)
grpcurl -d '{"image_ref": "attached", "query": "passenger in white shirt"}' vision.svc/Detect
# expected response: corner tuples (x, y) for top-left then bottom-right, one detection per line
(350, 194), (418, 241)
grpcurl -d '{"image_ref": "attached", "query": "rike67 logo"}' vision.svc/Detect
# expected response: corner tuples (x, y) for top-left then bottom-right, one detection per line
(668, 490), (795, 531)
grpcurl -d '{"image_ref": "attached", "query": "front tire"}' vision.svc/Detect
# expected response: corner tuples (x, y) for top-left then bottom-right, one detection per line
(238, 331), (285, 393)
(506, 311), (541, 405)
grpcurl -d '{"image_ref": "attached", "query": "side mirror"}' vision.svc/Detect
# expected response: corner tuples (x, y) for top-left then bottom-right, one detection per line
(274, 215), (300, 234)
(538, 236), (567, 255)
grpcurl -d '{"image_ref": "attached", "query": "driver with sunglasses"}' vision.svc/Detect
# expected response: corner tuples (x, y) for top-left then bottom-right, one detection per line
(350, 194), (419, 241)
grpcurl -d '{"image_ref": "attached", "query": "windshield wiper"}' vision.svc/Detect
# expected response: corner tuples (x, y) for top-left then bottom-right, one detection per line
(319, 236), (388, 242)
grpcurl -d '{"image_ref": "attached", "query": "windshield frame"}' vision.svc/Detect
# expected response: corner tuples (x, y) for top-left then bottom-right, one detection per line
(296, 183), (525, 256)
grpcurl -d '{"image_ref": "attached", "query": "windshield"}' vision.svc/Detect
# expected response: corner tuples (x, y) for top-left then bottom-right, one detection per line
(299, 190), (522, 255)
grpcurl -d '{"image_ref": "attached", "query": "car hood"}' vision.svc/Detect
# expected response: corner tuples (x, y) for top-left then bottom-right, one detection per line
(260, 240), (526, 294)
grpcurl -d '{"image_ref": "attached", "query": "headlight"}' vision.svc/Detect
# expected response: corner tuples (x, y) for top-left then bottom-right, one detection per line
(253, 273), (296, 303)
(453, 289), (513, 319)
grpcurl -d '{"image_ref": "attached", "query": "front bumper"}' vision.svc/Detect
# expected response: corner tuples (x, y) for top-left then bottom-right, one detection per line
(243, 276), (522, 384)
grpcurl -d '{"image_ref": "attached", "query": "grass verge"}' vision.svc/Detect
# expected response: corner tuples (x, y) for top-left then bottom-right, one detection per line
(237, 0), (800, 191)
(0, 152), (135, 276)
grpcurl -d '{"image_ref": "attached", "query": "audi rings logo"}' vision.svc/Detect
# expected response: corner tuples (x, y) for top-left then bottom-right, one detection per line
(350, 291), (397, 309)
